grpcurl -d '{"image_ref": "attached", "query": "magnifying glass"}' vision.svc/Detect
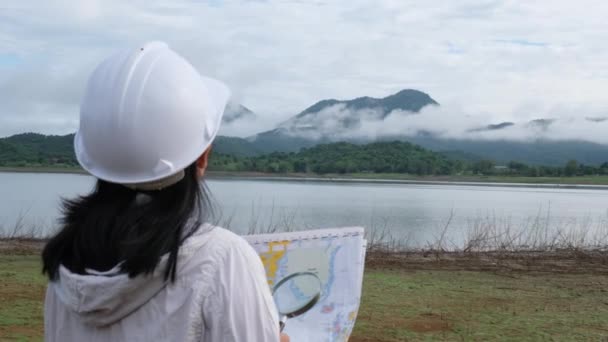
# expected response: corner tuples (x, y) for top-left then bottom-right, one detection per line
(272, 271), (322, 332)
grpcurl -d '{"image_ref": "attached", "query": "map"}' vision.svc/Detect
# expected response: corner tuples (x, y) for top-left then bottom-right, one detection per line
(244, 227), (366, 342)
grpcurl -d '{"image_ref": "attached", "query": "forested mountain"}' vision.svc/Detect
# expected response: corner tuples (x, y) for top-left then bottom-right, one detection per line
(293, 89), (438, 121)
(250, 89), (439, 153)
(209, 141), (459, 175)
(208, 141), (608, 177)
(0, 133), (77, 167)
(243, 89), (608, 166)
(212, 136), (262, 157)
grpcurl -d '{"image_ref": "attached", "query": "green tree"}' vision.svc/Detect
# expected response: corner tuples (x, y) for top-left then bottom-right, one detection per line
(293, 160), (307, 173)
(564, 160), (578, 176)
(473, 160), (495, 175)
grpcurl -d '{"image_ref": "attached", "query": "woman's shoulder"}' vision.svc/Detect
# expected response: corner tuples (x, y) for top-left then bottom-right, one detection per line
(180, 224), (259, 269)
(187, 224), (249, 248)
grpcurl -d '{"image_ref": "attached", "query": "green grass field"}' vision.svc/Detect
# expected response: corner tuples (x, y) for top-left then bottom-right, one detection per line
(353, 270), (608, 341)
(0, 255), (46, 341)
(1, 254), (607, 341)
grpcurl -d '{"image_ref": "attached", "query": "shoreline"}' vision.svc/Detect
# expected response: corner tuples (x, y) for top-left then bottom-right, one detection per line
(3, 167), (608, 190)
(206, 173), (608, 190)
(2, 238), (607, 274)
(0, 166), (87, 175)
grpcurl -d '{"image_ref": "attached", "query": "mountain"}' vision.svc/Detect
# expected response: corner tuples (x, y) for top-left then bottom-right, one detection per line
(222, 103), (256, 123)
(468, 122), (514, 133)
(294, 141), (453, 174)
(0, 101), (260, 165)
(251, 89), (439, 153)
(242, 89), (608, 166)
(0, 133), (77, 166)
(4, 89), (608, 168)
(212, 136), (261, 157)
(0, 132), (264, 166)
(246, 129), (320, 154)
(209, 141), (458, 175)
(278, 89), (438, 132)
(294, 89), (438, 120)
(527, 119), (555, 131)
(247, 129), (608, 167)
(586, 117), (608, 123)
(402, 135), (608, 166)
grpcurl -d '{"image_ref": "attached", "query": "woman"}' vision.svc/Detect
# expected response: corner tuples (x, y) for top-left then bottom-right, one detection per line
(42, 41), (289, 342)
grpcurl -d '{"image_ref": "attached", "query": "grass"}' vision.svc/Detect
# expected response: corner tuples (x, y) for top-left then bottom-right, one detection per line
(351, 269), (608, 341)
(1, 254), (607, 341)
(0, 255), (45, 342)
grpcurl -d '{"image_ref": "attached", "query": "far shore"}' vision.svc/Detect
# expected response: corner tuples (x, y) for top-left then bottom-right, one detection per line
(3, 167), (608, 190)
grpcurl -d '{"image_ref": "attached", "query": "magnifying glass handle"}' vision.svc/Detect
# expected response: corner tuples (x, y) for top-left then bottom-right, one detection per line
(279, 315), (287, 332)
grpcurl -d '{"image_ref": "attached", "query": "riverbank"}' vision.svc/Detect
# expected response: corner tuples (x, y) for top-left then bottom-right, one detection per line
(1, 244), (607, 341)
(4, 167), (608, 188)
(0, 166), (86, 175)
(3, 238), (607, 274)
(208, 172), (608, 190)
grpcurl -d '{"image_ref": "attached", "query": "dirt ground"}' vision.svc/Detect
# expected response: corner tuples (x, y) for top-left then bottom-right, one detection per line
(365, 248), (608, 275)
(3, 238), (607, 274)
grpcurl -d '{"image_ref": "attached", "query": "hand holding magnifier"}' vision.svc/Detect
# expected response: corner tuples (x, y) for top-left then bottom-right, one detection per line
(272, 272), (322, 332)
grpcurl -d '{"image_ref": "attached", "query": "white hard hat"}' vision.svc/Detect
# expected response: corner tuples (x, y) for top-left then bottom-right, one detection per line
(75, 41), (230, 189)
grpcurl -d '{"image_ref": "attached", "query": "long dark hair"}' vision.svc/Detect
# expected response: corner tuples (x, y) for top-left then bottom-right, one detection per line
(42, 162), (211, 282)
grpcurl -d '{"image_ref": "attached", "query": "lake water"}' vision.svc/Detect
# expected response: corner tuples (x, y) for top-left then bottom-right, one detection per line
(1, 172), (607, 248)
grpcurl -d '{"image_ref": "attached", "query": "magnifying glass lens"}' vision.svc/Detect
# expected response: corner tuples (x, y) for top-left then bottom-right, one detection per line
(273, 272), (322, 316)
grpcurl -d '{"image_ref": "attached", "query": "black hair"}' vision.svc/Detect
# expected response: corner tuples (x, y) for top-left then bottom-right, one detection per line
(42, 162), (211, 282)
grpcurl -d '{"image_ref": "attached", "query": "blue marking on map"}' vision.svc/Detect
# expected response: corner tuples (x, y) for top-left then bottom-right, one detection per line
(276, 251), (289, 283)
(320, 244), (341, 303)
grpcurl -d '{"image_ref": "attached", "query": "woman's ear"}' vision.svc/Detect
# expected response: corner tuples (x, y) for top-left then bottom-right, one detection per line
(196, 147), (212, 178)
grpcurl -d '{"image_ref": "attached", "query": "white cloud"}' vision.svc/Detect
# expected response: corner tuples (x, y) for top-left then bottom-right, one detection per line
(281, 101), (608, 144)
(1, 0), (607, 139)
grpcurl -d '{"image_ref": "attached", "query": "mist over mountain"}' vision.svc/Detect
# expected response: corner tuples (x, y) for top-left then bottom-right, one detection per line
(222, 103), (256, 124)
(3, 89), (608, 167)
(246, 89), (438, 152)
(294, 89), (437, 120)
(274, 89), (438, 137)
(243, 89), (608, 166)
(468, 122), (515, 133)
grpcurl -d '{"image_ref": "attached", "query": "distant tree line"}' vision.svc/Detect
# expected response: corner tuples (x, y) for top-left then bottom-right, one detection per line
(208, 141), (608, 177)
(0, 133), (77, 168)
(2, 134), (608, 177)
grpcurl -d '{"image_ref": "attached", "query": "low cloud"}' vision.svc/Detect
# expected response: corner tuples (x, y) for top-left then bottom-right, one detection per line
(279, 102), (608, 144)
(219, 114), (278, 138)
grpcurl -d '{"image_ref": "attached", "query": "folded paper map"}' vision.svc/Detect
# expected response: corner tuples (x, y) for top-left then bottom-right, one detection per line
(244, 227), (367, 342)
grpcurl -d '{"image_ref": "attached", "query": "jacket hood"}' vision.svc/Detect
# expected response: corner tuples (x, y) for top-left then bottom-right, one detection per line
(52, 260), (168, 327)
(50, 224), (214, 327)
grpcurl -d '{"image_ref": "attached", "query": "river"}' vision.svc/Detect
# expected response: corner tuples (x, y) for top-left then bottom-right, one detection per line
(1, 172), (607, 248)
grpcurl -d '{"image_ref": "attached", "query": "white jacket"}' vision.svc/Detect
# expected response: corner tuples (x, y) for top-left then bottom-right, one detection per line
(44, 225), (280, 342)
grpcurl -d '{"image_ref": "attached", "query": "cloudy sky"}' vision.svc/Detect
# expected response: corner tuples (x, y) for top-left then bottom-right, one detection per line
(1, 0), (607, 139)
